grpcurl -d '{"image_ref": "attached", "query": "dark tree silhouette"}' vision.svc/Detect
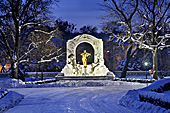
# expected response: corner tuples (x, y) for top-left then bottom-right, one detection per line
(79, 25), (98, 34)
(102, 0), (170, 79)
(0, 0), (60, 80)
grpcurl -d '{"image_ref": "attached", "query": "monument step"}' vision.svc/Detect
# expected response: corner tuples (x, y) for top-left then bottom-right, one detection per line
(55, 76), (113, 81)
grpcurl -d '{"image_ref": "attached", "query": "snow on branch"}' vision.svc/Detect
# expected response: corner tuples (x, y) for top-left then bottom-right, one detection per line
(165, 34), (170, 38)
(19, 48), (65, 64)
(131, 36), (154, 51)
(34, 29), (57, 35)
(19, 59), (29, 63)
(21, 20), (56, 28)
(158, 45), (170, 50)
(18, 47), (36, 63)
(18, 29), (60, 64)
(109, 31), (131, 43)
(156, 34), (170, 50)
(41, 48), (62, 59)
(133, 31), (148, 41)
(38, 52), (65, 63)
(117, 21), (129, 28)
(34, 28), (58, 44)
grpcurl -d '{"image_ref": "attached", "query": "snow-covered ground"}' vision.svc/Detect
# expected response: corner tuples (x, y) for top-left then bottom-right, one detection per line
(0, 78), (151, 88)
(0, 78), (148, 113)
(6, 83), (146, 113)
(0, 78), (170, 113)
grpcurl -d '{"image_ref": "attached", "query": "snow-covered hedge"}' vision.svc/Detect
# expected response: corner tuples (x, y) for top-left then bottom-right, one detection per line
(151, 82), (170, 93)
(119, 79), (170, 113)
(119, 90), (170, 113)
(118, 78), (155, 83)
(139, 90), (170, 109)
(0, 91), (24, 112)
(0, 88), (8, 99)
(141, 78), (170, 91)
(138, 82), (170, 110)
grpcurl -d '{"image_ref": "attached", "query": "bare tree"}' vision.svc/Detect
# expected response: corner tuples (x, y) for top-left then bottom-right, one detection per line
(0, 0), (61, 80)
(131, 0), (170, 79)
(101, 0), (139, 78)
(102, 0), (170, 80)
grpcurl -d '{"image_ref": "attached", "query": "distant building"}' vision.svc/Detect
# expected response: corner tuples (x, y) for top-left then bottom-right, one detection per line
(0, 51), (11, 73)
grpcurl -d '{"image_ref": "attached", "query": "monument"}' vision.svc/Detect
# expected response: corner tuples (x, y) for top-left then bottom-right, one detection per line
(61, 34), (114, 78)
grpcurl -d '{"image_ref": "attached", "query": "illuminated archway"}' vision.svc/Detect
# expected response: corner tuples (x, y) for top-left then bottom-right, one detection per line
(76, 42), (94, 65)
(62, 34), (109, 76)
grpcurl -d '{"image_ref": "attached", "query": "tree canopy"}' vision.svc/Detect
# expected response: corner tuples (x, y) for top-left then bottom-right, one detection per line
(102, 0), (170, 79)
(0, 0), (60, 79)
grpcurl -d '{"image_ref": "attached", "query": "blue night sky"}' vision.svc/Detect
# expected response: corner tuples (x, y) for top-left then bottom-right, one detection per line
(52, 0), (106, 31)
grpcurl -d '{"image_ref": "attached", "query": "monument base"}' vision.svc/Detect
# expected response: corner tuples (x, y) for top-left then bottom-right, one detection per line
(55, 75), (115, 81)
(61, 64), (110, 77)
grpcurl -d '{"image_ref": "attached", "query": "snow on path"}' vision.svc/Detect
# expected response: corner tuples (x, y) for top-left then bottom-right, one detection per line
(5, 84), (147, 113)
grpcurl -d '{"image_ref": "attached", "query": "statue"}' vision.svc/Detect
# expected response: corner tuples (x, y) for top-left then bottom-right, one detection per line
(81, 50), (91, 68)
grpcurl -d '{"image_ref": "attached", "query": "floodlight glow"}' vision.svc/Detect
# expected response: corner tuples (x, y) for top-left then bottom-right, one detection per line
(144, 62), (148, 66)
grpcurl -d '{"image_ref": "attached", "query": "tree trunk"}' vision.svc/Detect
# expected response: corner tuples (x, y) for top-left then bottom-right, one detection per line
(14, 64), (19, 79)
(121, 42), (133, 78)
(11, 62), (19, 79)
(152, 48), (158, 80)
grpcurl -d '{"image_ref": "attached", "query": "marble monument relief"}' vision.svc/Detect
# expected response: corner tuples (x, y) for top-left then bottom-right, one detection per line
(61, 34), (110, 76)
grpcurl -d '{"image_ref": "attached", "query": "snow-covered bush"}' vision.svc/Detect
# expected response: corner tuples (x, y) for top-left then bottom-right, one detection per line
(138, 82), (170, 109)
(139, 90), (170, 109)
(119, 90), (170, 113)
(0, 88), (8, 99)
(151, 82), (170, 93)
(0, 91), (24, 112)
(119, 78), (170, 113)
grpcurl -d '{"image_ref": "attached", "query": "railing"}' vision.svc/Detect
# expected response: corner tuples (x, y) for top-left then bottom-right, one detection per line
(0, 73), (10, 78)
(113, 71), (170, 77)
(0, 71), (170, 78)
(25, 72), (59, 78)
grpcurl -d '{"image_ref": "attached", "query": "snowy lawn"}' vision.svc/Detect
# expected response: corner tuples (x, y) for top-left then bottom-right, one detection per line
(0, 91), (24, 113)
(0, 78), (148, 113)
(6, 83), (147, 113)
(119, 78), (170, 113)
(0, 78), (151, 88)
(1, 78), (170, 113)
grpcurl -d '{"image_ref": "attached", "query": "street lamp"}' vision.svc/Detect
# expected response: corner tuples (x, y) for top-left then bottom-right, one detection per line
(144, 62), (148, 66)
(144, 62), (148, 79)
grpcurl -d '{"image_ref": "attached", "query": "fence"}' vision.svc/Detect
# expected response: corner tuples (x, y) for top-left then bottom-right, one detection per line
(113, 71), (170, 78)
(0, 73), (10, 78)
(25, 72), (59, 78)
(0, 71), (170, 78)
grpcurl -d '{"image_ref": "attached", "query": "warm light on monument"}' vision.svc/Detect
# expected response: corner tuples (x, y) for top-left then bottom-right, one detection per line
(61, 34), (113, 77)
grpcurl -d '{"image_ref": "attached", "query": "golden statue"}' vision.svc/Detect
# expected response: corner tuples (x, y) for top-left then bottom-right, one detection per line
(81, 50), (91, 67)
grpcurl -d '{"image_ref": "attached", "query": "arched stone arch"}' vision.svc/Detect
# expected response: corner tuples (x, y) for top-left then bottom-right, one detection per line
(62, 34), (109, 76)
(67, 34), (103, 64)
(76, 42), (94, 65)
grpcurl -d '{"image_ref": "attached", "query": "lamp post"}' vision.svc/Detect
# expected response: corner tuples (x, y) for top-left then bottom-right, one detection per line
(144, 62), (148, 79)
(107, 50), (110, 69)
